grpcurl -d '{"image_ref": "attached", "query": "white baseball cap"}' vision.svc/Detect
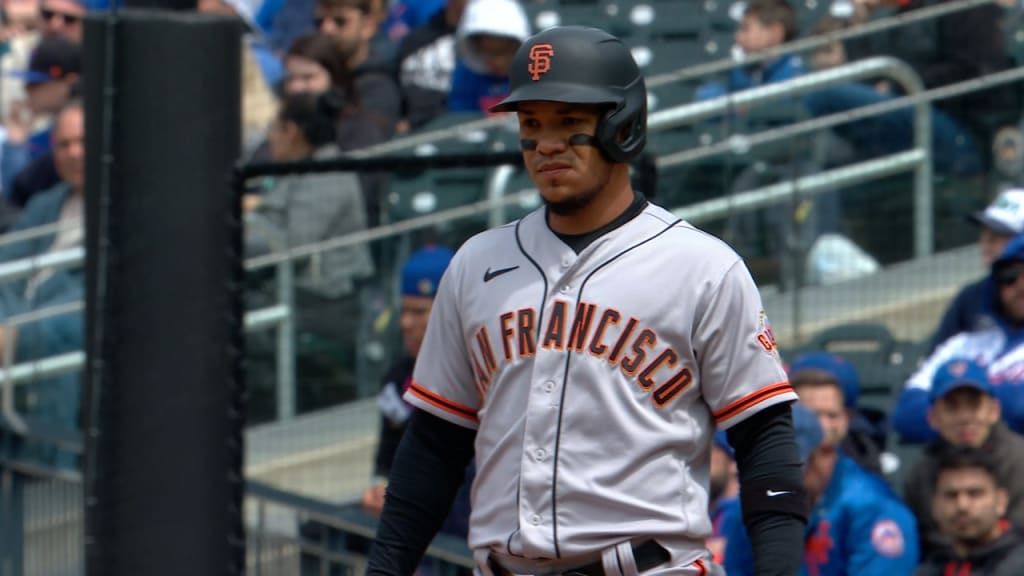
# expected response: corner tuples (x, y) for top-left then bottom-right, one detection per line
(969, 188), (1024, 235)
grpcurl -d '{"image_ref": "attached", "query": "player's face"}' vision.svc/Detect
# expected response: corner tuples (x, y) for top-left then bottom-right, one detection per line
(928, 387), (1000, 447)
(795, 384), (848, 448)
(933, 467), (1006, 547)
(517, 102), (612, 217)
(400, 295), (434, 357)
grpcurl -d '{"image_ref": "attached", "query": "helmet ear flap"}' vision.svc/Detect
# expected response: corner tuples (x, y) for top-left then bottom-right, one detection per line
(595, 84), (647, 163)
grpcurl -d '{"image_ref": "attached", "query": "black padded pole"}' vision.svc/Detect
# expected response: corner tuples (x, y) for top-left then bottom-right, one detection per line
(81, 10), (245, 576)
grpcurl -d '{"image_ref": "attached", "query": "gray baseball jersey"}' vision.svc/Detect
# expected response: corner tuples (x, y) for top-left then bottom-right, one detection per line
(404, 202), (795, 566)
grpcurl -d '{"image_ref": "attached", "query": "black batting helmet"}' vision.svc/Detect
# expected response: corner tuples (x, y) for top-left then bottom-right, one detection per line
(489, 26), (647, 163)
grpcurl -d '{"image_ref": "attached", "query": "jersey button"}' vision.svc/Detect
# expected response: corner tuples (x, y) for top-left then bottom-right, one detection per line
(534, 448), (546, 461)
(560, 256), (572, 269)
(530, 514), (542, 525)
(560, 284), (572, 294)
(543, 381), (554, 393)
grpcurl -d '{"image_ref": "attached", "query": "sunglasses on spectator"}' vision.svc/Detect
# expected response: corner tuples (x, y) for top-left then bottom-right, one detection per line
(314, 15), (349, 29)
(40, 8), (81, 24)
(996, 265), (1024, 286)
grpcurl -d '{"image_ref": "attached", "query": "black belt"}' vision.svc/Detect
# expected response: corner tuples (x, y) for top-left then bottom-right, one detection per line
(490, 540), (670, 576)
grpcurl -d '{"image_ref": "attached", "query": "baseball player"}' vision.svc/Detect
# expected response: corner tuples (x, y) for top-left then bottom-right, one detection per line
(366, 26), (807, 576)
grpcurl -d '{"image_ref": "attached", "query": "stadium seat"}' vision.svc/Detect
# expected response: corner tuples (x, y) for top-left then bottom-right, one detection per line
(704, 0), (745, 31)
(623, 0), (708, 39)
(632, 37), (709, 76)
(799, 322), (925, 402)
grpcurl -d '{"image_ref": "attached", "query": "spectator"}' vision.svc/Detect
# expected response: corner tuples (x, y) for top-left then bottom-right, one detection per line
(894, 234), (1024, 442)
(197, 0), (281, 154)
(447, 0), (529, 114)
(360, 245), (474, 572)
(725, 403), (918, 574)
(928, 188), (1024, 354)
(915, 446), (1024, 575)
(696, 0), (805, 100)
(3, 35), (80, 207)
(38, 0), (85, 44)
(379, 0), (446, 47)
(805, 0), (1015, 175)
(274, 32), (390, 226)
(245, 90), (374, 299)
(0, 100), (85, 469)
(787, 351), (886, 474)
(315, 0), (401, 136)
(903, 358), (1024, 560)
(706, 430), (739, 565)
(395, 0), (469, 131)
(807, 16), (849, 71)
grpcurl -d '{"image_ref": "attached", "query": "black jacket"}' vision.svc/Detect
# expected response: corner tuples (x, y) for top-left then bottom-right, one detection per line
(904, 424), (1024, 559)
(915, 526), (1024, 576)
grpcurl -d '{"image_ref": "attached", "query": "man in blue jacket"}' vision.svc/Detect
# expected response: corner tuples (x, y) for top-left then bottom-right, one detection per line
(0, 100), (84, 470)
(927, 188), (1024, 354)
(724, 404), (919, 575)
(894, 233), (1024, 443)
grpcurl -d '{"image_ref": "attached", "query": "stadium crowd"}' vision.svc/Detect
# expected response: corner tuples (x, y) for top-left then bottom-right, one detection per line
(0, 0), (1019, 573)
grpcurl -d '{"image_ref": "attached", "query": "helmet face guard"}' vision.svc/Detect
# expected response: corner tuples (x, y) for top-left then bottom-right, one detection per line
(490, 26), (648, 163)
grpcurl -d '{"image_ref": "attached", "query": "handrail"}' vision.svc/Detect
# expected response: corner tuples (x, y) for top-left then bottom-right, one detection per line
(643, 55), (933, 257)
(339, 0), (995, 158)
(0, 304), (291, 386)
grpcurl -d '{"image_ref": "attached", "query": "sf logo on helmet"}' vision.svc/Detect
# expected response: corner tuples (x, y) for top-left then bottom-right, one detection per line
(528, 43), (554, 81)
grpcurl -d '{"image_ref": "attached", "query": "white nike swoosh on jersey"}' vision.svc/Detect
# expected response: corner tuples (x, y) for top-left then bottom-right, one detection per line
(766, 490), (792, 497)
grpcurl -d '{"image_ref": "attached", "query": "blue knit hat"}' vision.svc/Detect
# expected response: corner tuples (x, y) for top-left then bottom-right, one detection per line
(401, 245), (455, 297)
(788, 351), (861, 409)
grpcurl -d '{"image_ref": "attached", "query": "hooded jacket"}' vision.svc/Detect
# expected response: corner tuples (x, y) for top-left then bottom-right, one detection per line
(447, 0), (530, 113)
(914, 524), (1024, 576)
(894, 235), (1024, 443)
(903, 424), (1024, 560)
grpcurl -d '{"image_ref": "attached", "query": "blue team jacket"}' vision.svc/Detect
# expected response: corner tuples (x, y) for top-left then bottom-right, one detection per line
(893, 236), (1024, 443)
(724, 455), (918, 576)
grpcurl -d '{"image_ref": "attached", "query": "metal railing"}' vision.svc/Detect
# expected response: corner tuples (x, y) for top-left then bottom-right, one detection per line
(338, 0), (997, 159)
(645, 55), (933, 258)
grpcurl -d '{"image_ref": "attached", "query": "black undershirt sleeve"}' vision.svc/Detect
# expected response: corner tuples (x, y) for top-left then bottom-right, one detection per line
(727, 402), (808, 576)
(365, 409), (476, 576)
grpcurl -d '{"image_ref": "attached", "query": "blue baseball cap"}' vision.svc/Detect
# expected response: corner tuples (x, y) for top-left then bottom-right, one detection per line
(929, 358), (994, 405)
(792, 403), (823, 463)
(401, 245), (454, 298)
(712, 430), (735, 459)
(788, 351), (860, 409)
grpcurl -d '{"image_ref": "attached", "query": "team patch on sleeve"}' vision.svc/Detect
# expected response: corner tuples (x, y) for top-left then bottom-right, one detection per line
(870, 519), (905, 557)
(756, 310), (781, 361)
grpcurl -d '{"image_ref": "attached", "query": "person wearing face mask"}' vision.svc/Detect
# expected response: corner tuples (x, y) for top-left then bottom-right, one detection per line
(246, 90), (374, 300)
(265, 32), (389, 227)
